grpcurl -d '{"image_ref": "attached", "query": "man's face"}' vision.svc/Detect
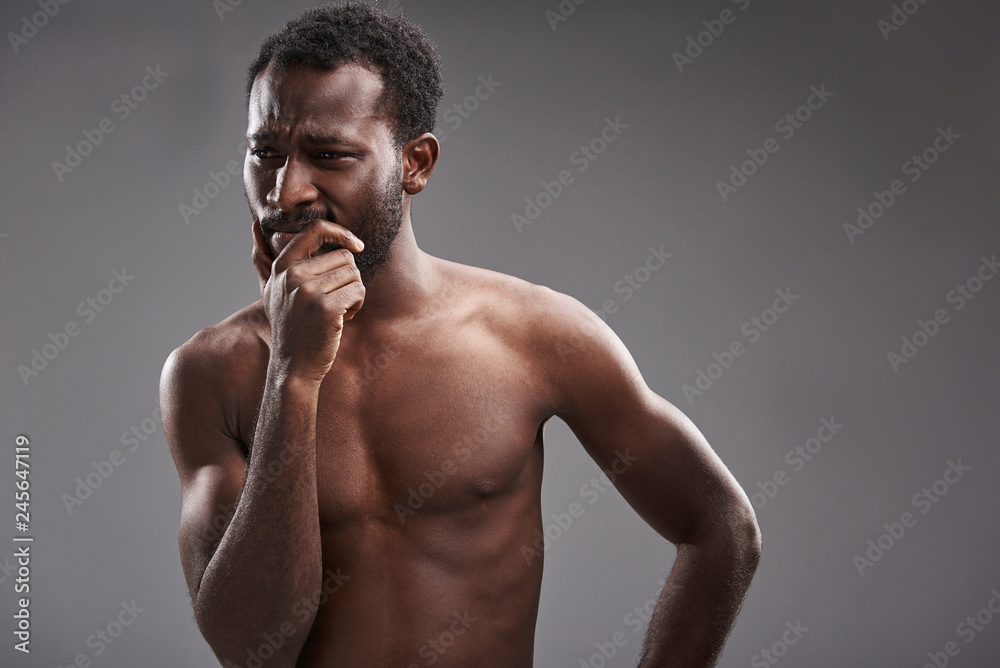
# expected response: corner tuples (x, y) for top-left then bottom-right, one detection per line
(243, 62), (404, 282)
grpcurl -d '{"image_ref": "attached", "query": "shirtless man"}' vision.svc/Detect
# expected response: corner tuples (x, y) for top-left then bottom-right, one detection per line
(159, 4), (761, 667)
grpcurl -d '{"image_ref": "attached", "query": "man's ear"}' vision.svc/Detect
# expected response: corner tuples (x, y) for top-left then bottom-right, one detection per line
(400, 132), (440, 195)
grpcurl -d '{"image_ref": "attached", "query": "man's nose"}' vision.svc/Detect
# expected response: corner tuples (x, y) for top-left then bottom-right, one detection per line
(267, 159), (319, 211)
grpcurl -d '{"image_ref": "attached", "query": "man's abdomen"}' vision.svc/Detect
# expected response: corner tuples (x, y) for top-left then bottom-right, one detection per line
(297, 463), (545, 667)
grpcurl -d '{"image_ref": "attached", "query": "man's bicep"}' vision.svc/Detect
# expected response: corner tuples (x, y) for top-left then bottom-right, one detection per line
(160, 345), (248, 600)
(551, 308), (752, 546)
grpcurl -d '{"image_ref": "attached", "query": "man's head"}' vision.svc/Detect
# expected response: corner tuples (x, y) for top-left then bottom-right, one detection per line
(243, 2), (444, 281)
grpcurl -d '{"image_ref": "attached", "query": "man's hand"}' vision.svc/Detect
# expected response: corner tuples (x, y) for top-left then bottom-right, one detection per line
(251, 219), (366, 382)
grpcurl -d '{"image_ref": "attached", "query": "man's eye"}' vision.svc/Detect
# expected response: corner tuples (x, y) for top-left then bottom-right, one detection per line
(251, 148), (276, 159)
(317, 151), (345, 159)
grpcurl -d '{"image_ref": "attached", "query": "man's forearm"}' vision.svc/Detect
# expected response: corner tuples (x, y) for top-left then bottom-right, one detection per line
(194, 364), (325, 666)
(637, 521), (762, 667)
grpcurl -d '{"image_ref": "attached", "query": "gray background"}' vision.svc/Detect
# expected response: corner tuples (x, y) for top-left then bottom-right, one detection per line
(1, 0), (999, 666)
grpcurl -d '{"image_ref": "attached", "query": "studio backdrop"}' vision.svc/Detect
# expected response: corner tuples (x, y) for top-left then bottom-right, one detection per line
(1, 0), (998, 666)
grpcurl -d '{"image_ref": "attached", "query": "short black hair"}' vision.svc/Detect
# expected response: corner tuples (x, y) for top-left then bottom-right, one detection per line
(246, 2), (444, 148)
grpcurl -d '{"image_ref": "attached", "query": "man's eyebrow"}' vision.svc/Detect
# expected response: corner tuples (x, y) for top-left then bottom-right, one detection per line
(301, 132), (354, 146)
(246, 130), (356, 146)
(247, 130), (274, 144)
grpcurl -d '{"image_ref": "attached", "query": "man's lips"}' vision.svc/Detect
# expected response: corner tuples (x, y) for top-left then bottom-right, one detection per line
(269, 230), (300, 257)
(267, 229), (344, 257)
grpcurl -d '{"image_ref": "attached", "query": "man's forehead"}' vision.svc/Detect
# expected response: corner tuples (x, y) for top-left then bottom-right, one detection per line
(247, 62), (388, 137)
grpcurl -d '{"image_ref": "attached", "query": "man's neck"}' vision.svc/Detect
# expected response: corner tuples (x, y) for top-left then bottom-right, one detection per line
(350, 218), (436, 323)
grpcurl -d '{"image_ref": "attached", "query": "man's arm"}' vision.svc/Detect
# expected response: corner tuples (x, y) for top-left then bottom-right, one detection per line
(160, 219), (366, 667)
(160, 340), (326, 667)
(538, 289), (762, 668)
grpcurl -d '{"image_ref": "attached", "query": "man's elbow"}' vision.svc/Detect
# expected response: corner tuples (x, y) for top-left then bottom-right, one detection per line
(687, 498), (763, 572)
(724, 489), (763, 565)
(734, 510), (763, 572)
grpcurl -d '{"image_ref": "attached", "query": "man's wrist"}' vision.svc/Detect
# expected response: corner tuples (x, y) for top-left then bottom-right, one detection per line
(266, 358), (327, 395)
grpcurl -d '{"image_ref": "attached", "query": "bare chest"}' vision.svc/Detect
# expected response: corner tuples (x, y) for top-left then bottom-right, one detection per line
(241, 323), (548, 529)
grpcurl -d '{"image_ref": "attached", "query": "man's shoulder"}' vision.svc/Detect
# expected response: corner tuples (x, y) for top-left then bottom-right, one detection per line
(434, 259), (642, 416)
(433, 258), (611, 357)
(434, 258), (583, 318)
(161, 301), (269, 391)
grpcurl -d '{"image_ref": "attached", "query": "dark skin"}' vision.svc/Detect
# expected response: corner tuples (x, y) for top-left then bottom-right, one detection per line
(160, 62), (761, 668)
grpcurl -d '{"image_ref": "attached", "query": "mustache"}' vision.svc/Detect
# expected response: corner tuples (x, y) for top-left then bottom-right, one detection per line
(259, 208), (334, 235)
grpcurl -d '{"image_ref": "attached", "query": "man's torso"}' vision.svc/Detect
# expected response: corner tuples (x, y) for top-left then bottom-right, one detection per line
(209, 258), (561, 666)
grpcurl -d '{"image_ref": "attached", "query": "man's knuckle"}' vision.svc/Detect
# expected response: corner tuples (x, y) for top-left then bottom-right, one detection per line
(296, 282), (315, 299)
(286, 265), (305, 283)
(338, 265), (359, 282)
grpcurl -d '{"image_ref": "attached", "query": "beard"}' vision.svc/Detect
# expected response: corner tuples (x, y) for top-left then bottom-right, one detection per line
(249, 161), (404, 283)
(352, 164), (404, 282)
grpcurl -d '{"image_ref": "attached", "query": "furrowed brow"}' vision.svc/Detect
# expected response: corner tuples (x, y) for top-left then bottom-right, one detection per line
(301, 132), (353, 146)
(247, 129), (359, 148)
(247, 130), (274, 144)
